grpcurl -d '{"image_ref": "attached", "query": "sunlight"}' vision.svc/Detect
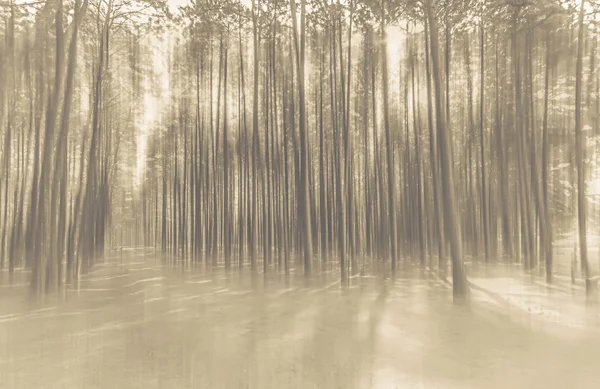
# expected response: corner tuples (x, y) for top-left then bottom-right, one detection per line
(4, 1), (600, 389)
(134, 36), (171, 187)
(589, 178), (600, 196)
(134, 90), (152, 187)
(167, 0), (190, 12)
(387, 26), (407, 72)
(386, 25), (403, 77)
(560, 0), (595, 15)
(588, 165), (600, 196)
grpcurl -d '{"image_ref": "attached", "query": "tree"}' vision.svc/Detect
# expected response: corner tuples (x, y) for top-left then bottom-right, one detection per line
(425, 0), (469, 299)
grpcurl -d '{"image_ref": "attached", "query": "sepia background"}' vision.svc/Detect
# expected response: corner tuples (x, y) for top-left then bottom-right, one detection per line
(0, 0), (600, 387)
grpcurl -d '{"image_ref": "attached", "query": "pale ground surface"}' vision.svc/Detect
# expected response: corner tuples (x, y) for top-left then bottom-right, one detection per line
(0, 245), (599, 389)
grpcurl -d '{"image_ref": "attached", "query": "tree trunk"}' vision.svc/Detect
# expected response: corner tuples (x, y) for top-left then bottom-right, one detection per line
(425, 0), (469, 299)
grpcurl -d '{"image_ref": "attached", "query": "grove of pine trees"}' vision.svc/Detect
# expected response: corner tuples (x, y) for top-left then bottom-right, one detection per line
(1, 0), (600, 301)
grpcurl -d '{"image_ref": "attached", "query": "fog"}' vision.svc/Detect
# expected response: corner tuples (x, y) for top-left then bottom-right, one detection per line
(2, 0), (600, 387)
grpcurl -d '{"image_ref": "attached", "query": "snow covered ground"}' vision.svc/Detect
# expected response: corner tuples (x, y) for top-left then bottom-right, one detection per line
(0, 248), (599, 389)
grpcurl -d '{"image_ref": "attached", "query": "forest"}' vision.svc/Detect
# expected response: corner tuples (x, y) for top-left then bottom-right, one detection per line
(3, 0), (600, 387)
(0, 0), (600, 302)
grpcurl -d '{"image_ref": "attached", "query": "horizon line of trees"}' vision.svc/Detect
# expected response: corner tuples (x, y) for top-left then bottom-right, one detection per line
(0, 0), (599, 300)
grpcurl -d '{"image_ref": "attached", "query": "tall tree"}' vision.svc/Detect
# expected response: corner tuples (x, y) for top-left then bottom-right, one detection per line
(425, 0), (469, 299)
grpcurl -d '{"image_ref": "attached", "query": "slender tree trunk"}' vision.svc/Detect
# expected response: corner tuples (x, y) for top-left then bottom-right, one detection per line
(381, 0), (398, 273)
(575, 0), (589, 284)
(425, 0), (469, 299)
(479, 22), (489, 262)
(542, 30), (553, 283)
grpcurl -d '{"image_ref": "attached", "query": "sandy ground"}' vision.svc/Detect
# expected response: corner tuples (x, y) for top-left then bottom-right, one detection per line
(0, 247), (599, 389)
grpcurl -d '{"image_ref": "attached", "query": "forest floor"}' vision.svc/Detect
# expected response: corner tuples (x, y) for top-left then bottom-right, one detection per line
(0, 246), (600, 389)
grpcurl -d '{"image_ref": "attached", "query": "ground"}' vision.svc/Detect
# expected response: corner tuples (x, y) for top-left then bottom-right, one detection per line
(0, 247), (599, 389)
